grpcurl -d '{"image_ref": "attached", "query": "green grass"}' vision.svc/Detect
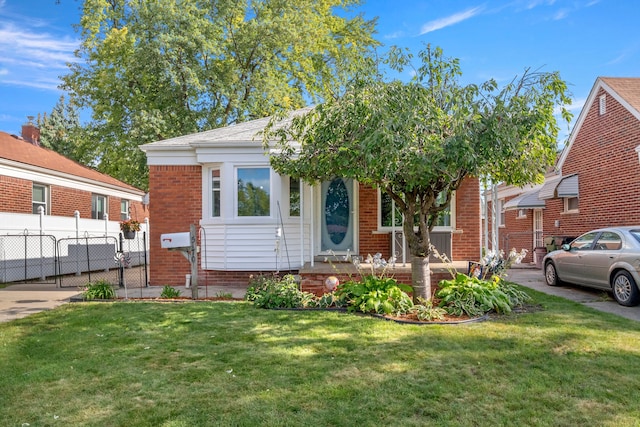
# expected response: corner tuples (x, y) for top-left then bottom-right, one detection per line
(1, 288), (640, 426)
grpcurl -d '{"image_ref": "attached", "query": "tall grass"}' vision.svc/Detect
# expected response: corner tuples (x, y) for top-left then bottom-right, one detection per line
(1, 288), (639, 426)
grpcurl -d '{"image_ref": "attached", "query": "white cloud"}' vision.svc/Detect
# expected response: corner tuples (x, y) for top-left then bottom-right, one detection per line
(419, 6), (484, 35)
(0, 21), (77, 91)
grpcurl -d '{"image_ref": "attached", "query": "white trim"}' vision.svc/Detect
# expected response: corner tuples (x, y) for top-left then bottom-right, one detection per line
(0, 160), (144, 199)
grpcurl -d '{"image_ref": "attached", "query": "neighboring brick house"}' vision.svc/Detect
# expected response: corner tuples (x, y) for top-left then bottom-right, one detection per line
(489, 77), (640, 263)
(0, 120), (147, 223)
(141, 110), (482, 288)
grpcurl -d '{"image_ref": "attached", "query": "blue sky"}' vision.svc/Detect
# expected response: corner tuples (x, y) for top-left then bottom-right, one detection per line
(0, 0), (639, 143)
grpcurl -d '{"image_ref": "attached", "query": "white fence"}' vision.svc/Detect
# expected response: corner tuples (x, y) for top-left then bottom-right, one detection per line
(0, 211), (149, 284)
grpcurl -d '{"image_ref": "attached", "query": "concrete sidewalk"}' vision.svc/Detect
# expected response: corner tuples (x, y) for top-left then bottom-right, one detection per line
(0, 282), (82, 323)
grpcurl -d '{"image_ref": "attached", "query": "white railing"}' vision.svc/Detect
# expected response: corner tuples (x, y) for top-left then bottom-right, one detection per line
(0, 210), (149, 246)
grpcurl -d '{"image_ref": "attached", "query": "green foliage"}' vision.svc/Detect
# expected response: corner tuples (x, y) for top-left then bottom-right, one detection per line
(413, 297), (448, 321)
(267, 44), (572, 300)
(38, 96), (85, 163)
(82, 280), (116, 300)
(160, 285), (181, 299)
(62, 0), (379, 189)
(334, 276), (413, 315)
(245, 274), (315, 309)
(436, 274), (515, 317)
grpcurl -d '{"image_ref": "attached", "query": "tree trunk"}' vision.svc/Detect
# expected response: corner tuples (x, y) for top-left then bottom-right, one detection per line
(411, 256), (431, 303)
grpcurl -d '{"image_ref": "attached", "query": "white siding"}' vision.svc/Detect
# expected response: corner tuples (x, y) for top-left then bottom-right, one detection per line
(201, 222), (311, 271)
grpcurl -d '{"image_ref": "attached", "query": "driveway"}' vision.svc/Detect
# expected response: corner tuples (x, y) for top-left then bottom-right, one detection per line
(507, 267), (640, 322)
(1, 267), (639, 323)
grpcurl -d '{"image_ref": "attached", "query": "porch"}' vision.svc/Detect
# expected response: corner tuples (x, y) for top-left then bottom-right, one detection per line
(298, 260), (470, 296)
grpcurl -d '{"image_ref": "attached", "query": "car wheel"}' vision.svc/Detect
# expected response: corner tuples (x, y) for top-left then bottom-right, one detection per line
(612, 271), (640, 307)
(544, 262), (561, 286)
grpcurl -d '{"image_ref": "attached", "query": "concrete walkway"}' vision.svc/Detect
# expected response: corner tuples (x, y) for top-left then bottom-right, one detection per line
(1, 266), (640, 323)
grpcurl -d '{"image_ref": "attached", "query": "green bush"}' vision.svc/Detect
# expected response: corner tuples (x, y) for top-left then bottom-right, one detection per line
(436, 273), (515, 317)
(160, 285), (181, 299)
(245, 274), (316, 309)
(413, 298), (447, 321)
(335, 275), (413, 315)
(82, 280), (116, 300)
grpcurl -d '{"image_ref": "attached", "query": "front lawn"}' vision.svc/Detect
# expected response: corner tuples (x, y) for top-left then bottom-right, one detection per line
(1, 288), (640, 426)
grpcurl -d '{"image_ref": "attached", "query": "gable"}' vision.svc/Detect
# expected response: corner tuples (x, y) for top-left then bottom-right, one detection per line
(557, 77), (640, 172)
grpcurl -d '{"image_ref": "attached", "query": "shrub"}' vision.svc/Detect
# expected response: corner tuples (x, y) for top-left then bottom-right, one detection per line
(82, 280), (116, 300)
(245, 274), (316, 309)
(335, 275), (413, 315)
(436, 273), (513, 317)
(160, 285), (181, 299)
(413, 298), (448, 321)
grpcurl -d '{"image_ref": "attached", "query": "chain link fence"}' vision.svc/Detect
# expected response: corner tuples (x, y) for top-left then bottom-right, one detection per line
(0, 232), (149, 288)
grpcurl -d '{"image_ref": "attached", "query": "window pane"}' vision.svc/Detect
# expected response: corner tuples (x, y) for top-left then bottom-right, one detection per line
(237, 168), (270, 216)
(380, 192), (451, 227)
(570, 232), (598, 251)
(289, 177), (300, 217)
(212, 169), (221, 217)
(567, 197), (579, 211)
(92, 195), (106, 219)
(32, 184), (47, 214)
(120, 200), (129, 220)
(594, 231), (621, 250)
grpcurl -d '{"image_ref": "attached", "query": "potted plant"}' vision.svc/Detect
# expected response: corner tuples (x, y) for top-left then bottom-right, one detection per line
(120, 218), (141, 239)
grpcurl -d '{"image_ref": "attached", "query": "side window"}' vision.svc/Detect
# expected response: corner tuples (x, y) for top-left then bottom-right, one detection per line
(594, 231), (622, 250)
(120, 200), (129, 220)
(498, 199), (505, 226)
(237, 167), (270, 217)
(564, 197), (579, 212)
(92, 194), (107, 220)
(32, 184), (48, 214)
(570, 232), (598, 251)
(289, 177), (300, 217)
(212, 169), (221, 217)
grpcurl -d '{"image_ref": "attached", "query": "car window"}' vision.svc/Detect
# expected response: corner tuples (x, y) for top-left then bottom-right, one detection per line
(570, 232), (598, 251)
(593, 231), (622, 250)
(631, 230), (640, 245)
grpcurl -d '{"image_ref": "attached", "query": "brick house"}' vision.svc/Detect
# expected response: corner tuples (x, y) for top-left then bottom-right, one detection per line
(141, 110), (481, 289)
(490, 77), (640, 263)
(0, 120), (147, 224)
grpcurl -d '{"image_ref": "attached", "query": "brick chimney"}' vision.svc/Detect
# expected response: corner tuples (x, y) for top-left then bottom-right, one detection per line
(21, 116), (40, 146)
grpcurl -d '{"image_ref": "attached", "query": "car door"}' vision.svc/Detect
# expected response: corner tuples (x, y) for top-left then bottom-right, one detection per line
(557, 231), (599, 284)
(577, 231), (621, 288)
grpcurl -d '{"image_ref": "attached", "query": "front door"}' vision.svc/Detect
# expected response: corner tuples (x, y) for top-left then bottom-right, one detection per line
(320, 178), (355, 253)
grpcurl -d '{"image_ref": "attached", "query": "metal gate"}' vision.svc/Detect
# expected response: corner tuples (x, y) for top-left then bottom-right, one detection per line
(0, 234), (57, 284)
(57, 233), (149, 288)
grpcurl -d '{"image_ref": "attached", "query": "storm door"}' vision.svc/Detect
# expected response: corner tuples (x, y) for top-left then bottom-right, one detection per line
(320, 178), (354, 253)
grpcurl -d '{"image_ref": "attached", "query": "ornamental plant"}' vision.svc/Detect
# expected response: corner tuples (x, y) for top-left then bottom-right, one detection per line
(82, 280), (116, 300)
(120, 218), (141, 232)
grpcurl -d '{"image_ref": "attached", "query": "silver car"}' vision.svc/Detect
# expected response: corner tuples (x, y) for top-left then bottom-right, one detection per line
(543, 227), (640, 306)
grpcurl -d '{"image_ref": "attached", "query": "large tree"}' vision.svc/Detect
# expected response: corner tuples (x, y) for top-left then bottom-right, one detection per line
(38, 96), (86, 163)
(267, 46), (572, 301)
(62, 0), (379, 189)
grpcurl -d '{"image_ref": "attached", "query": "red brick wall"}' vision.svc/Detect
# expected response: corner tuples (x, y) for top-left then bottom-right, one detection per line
(358, 178), (481, 262)
(550, 87), (640, 235)
(452, 177), (481, 261)
(0, 176), (146, 222)
(0, 176), (32, 212)
(148, 165), (202, 285)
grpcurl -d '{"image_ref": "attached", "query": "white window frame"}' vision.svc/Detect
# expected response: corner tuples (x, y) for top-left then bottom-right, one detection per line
(32, 183), (48, 215)
(564, 196), (579, 213)
(377, 189), (455, 232)
(516, 209), (527, 219)
(211, 168), (221, 218)
(92, 194), (107, 220)
(235, 166), (272, 218)
(120, 199), (129, 220)
(498, 199), (506, 227)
